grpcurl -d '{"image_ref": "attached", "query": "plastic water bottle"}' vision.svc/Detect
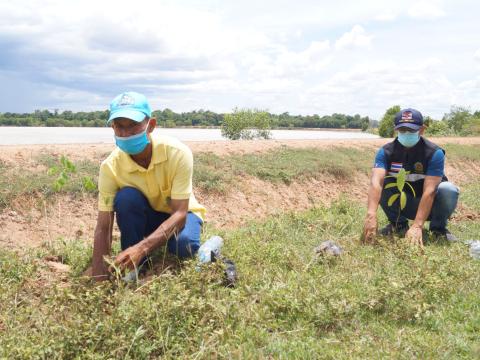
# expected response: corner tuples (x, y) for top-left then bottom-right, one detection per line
(314, 240), (343, 257)
(197, 236), (224, 264)
(469, 240), (480, 259)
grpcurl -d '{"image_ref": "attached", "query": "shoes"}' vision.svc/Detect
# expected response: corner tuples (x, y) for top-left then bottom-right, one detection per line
(378, 222), (409, 237)
(431, 228), (457, 242)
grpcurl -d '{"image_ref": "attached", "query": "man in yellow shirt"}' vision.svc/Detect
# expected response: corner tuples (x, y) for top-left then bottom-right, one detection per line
(91, 91), (206, 280)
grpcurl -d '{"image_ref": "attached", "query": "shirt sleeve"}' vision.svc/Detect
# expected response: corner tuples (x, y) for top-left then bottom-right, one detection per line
(426, 149), (445, 177)
(171, 147), (193, 200)
(373, 148), (387, 169)
(98, 162), (119, 211)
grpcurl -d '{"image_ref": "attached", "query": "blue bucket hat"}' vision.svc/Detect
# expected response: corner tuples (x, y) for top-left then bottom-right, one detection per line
(107, 91), (152, 124)
(394, 108), (423, 131)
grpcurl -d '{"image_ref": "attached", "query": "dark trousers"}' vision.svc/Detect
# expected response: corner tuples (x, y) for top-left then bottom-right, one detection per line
(113, 187), (202, 260)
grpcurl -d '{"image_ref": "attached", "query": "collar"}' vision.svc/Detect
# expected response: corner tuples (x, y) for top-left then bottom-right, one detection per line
(121, 135), (168, 173)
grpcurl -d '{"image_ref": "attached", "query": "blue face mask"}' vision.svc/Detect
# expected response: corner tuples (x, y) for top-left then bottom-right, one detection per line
(398, 131), (420, 148)
(115, 129), (150, 155)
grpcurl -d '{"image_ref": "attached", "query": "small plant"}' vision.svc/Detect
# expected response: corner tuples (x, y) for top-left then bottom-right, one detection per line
(47, 155), (77, 191)
(47, 155), (96, 192)
(82, 176), (97, 192)
(384, 168), (416, 210)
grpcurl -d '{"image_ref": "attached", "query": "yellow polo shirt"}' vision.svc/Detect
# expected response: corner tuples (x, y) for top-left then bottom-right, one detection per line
(98, 134), (206, 220)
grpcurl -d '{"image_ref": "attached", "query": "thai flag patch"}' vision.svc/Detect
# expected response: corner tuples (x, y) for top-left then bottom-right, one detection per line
(390, 162), (403, 172)
(401, 111), (413, 120)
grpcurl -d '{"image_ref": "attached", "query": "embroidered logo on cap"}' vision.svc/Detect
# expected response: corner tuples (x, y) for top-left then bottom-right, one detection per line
(401, 111), (413, 122)
(117, 94), (135, 106)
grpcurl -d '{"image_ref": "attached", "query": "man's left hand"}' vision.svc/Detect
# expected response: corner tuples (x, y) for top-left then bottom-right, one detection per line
(405, 225), (424, 249)
(113, 244), (147, 272)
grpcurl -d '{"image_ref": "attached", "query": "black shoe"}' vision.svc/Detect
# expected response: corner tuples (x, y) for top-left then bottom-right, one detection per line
(431, 228), (457, 242)
(379, 223), (409, 237)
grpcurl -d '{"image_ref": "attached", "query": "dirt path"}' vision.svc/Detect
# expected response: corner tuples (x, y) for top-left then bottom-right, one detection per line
(1, 137), (479, 250)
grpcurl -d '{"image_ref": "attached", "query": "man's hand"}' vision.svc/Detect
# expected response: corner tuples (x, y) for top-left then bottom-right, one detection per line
(406, 225), (424, 249)
(362, 213), (377, 244)
(113, 244), (147, 272)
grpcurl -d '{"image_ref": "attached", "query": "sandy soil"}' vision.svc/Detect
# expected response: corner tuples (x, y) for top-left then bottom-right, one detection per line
(1, 137), (479, 251)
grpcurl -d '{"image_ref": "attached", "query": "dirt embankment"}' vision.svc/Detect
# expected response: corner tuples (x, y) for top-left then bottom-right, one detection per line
(1, 137), (479, 250)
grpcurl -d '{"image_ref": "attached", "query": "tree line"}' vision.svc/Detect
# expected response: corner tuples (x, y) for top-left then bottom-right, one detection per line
(378, 105), (480, 137)
(0, 108), (372, 129)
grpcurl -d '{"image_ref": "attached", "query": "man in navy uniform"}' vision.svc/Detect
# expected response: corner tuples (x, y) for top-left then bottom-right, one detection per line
(362, 108), (459, 247)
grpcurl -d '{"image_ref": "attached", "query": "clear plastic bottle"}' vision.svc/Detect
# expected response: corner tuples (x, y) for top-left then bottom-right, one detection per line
(197, 236), (224, 264)
(469, 240), (480, 259)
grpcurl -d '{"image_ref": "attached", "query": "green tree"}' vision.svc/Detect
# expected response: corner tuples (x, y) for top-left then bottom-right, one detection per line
(378, 105), (401, 138)
(443, 106), (471, 133)
(460, 117), (480, 136)
(425, 120), (452, 136)
(221, 108), (271, 140)
(361, 116), (370, 131)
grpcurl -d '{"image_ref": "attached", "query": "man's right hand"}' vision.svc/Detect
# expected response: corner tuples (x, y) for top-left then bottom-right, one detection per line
(362, 213), (377, 244)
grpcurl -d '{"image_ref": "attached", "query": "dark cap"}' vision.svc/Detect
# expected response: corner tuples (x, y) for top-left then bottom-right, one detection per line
(394, 108), (423, 131)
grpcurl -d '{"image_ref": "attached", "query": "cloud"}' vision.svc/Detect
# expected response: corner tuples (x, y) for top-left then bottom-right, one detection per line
(303, 60), (456, 118)
(335, 25), (372, 50)
(475, 49), (480, 62)
(408, 0), (446, 19)
(0, 0), (478, 118)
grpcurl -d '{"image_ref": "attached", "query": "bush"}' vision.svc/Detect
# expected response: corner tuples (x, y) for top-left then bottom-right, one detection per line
(424, 120), (454, 136)
(443, 105), (471, 133)
(460, 117), (480, 136)
(378, 105), (400, 138)
(221, 108), (272, 140)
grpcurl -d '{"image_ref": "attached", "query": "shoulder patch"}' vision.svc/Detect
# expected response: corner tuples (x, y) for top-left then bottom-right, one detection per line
(414, 162), (424, 173)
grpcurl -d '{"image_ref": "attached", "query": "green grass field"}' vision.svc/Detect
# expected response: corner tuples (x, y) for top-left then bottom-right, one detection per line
(1, 144), (479, 359)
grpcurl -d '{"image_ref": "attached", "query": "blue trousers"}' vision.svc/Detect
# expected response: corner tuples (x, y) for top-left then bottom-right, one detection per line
(114, 187), (202, 259)
(379, 181), (459, 231)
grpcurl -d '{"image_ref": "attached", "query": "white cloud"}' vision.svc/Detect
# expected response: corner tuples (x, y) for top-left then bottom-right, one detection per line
(474, 49), (480, 62)
(0, 0), (478, 117)
(408, 0), (446, 19)
(303, 60), (457, 118)
(335, 25), (372, 50)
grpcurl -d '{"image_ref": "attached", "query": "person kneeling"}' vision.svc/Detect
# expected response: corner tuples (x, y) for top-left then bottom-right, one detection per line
(362, 108), (459, 248)
(90, 92), (206, 281)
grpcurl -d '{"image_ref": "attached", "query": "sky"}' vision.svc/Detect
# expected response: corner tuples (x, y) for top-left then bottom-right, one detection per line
(0, 0), (479, 119)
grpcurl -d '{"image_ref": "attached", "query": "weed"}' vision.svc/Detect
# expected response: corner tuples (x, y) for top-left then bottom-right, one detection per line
(1, 199), (479, 358)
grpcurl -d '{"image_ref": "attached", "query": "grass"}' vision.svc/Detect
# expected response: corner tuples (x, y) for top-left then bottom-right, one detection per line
(193, 146), (374, 193)
(1, 142), (480, 358)
(0, 154), (99, 209)
(3, 144), (480, 207)
(229, 147), (373, 184)
(1, 198), (480, 358)
(1, 147), (374, 205)
(442, 144), (480, 162)
(460, 182), (480, 213)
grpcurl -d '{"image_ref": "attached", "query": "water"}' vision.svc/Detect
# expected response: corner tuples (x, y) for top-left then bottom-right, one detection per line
(0, 127), (379, 145)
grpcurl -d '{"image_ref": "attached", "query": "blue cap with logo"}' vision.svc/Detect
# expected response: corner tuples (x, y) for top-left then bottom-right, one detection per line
(394, 108), (423, 131)
(107, 91), (152, 124)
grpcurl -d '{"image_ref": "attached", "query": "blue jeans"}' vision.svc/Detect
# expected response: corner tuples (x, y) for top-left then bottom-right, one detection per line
(379, 181), (459, 231)
(114, 187), (202, 259)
